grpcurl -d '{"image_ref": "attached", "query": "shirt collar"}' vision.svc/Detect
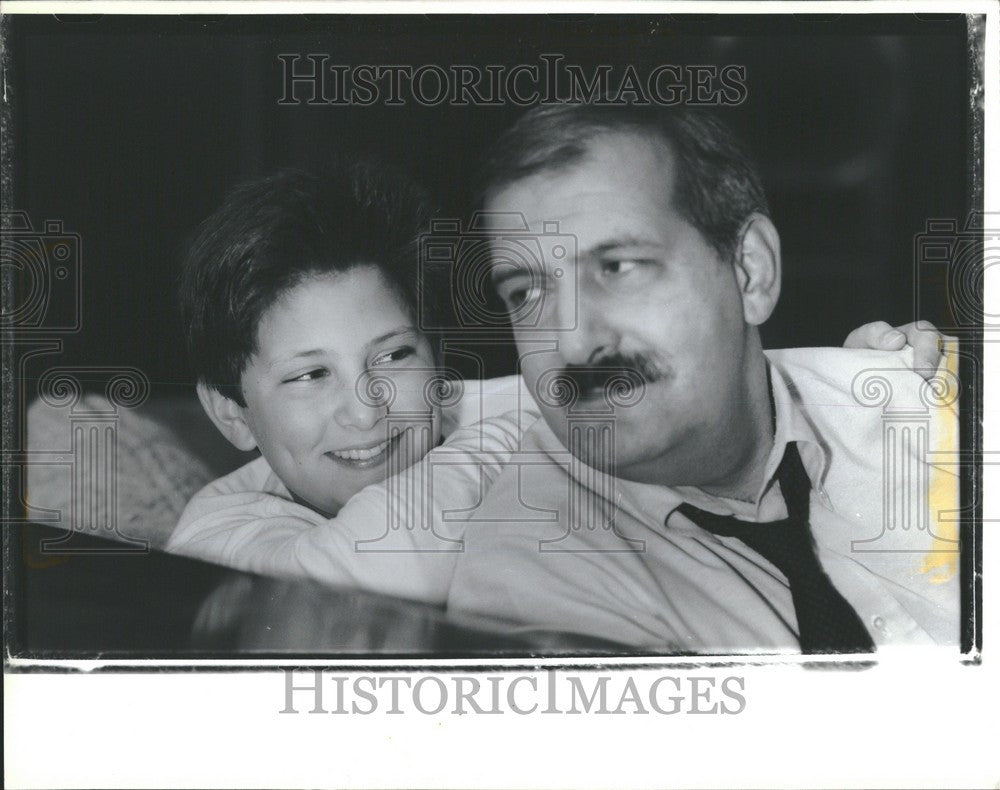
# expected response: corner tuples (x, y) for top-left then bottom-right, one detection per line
(768, 357), (831, 491)
(673, 359), (831, 519)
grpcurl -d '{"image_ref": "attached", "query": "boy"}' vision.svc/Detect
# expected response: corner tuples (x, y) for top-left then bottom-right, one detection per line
(169, 163), (533, 602)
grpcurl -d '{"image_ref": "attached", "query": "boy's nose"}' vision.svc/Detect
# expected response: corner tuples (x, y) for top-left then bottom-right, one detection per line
(334, 377), (385, 431)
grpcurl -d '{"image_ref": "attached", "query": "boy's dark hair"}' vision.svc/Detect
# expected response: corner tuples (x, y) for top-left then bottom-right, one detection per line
(179, 162), (438, 404)
(477, 104), (768, 264)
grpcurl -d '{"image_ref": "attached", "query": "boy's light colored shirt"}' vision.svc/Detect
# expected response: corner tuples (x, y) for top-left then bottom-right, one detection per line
(167, 375), (536, 603)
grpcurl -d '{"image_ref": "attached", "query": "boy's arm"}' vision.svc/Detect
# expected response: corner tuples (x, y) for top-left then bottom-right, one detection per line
(167, 411), (527, 605)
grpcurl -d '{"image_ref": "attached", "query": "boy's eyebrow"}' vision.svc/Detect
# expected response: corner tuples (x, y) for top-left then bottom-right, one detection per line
(266, 327), (418, 370)
(267, 348), (325, 370)
(369, 326), (418, 346)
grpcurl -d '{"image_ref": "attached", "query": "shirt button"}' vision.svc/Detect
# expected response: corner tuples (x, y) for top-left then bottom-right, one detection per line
(872, 616), (887, 632)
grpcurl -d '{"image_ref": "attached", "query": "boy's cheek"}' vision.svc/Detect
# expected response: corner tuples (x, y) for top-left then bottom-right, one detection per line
(244, 404), (319, 455)
(392, 371), (434, 413)
(394, 413), (440, 470)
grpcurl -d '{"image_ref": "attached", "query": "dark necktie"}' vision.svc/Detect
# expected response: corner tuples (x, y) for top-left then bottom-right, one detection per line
(674, 443), (875, 654)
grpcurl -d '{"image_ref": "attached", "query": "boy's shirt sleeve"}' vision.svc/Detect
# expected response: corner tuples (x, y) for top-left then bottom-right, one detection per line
(444, 375), (537, 430)
(166, 410), (528, 605)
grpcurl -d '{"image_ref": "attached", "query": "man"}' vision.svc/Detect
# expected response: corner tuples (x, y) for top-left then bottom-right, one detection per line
(445, 104), (959, 653)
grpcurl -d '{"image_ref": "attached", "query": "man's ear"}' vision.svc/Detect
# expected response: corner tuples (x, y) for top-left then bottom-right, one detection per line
(733, 213), (781, 327)
(196, 380), (258, 452)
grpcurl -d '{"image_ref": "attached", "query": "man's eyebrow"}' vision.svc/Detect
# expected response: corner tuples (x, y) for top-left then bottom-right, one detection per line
(489, 265), (533, 288)
(585, 235), (663, 257)
(489, 235), (666, 286)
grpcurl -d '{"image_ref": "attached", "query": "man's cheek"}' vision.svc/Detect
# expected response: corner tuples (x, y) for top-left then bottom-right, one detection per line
(517, 365), (544, 403)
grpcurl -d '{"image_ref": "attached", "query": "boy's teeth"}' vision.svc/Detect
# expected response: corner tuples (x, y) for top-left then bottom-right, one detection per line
(333, 439), (389, 461)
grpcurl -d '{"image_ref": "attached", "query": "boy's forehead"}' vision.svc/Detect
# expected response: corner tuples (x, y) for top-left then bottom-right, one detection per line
(250, 267), (419, 363)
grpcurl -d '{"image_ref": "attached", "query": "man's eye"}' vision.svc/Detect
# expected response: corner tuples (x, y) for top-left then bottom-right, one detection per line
(371, 346), (415, 367)
(601, 259), (639, 276)
(500, 282), (543, 310)
(284, 368), (328, 383)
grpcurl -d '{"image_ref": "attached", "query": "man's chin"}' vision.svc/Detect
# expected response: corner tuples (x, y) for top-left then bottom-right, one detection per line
(552, 420), (681, 477)
(555, 428), (645, 472)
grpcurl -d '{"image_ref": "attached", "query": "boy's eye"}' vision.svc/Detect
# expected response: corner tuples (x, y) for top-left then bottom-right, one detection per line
(283, 368), (328, 383)
(370, 346), (415, 367)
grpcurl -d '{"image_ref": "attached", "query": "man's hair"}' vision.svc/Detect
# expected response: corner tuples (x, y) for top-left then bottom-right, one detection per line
(477, 104), (769, 263)
(179, 162), (437, 404)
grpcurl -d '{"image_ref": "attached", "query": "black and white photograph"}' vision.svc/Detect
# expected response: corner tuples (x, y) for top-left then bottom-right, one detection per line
(2, 4), (994, 788)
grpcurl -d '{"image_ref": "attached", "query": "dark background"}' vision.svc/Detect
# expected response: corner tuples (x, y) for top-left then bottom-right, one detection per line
(9, 13), (970, 394)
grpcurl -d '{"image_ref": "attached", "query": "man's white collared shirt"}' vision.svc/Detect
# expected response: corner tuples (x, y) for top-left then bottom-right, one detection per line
(446, 347), (960, 653)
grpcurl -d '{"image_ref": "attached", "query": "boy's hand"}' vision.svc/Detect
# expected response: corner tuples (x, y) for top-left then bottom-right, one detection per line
(844, 320), (951, 379)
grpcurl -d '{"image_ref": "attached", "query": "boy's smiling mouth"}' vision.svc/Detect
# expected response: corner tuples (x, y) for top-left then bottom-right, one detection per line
(326, 434), (401, 468)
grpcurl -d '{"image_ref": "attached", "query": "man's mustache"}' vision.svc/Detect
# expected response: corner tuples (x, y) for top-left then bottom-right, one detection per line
(547, 354), (663, 407)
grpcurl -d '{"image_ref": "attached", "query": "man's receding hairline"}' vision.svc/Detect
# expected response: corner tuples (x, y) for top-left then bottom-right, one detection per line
(485, 125), (680, 206)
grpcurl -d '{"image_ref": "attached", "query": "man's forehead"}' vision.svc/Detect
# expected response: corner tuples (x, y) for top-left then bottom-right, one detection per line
(485, 131), (677, 218)
(481, 138), (680, 264)
(582, 127), (677, 170)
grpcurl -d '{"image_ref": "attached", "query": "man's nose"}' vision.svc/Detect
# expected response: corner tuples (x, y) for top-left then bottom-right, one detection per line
(551, 285), (615, 366)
